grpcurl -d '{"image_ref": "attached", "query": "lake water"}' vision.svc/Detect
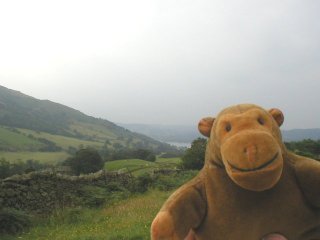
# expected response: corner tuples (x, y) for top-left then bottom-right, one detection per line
(166, 142), (191, 148)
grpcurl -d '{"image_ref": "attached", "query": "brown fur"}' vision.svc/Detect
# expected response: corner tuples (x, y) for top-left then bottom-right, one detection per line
(151, 104), (320, 240)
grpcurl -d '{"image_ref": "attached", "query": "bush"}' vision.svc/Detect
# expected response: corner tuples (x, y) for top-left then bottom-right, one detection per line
(152, 175), (177, 191)
(129, 173), (154, 193)
(0, 158), (48, 179)
(75, 185), (109, 208)
(0, 208), (32, 234)
(181, 138), (207, 170)
(109, 148), (156, 162)
(152, 170), (198, 191)
(66, 148), (104, 175)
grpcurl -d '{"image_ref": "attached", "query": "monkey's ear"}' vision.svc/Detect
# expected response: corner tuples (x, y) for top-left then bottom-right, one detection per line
(198, 117), (215, 137)
(269, 108), (284, 127)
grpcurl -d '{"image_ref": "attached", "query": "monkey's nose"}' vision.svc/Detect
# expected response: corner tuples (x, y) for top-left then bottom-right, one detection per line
(244, 145), (257, 162)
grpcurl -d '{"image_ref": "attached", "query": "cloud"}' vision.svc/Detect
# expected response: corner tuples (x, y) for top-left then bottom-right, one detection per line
(0, 0), (319, 129)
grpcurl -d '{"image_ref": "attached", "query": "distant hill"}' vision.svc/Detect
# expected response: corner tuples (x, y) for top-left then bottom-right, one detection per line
(0, 85), (175, 156)
(282, 129), (320, 142)
(119, 123), (202, 144)
(120, 123), (320, 143)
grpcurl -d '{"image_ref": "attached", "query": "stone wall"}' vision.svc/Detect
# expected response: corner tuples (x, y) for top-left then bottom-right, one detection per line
(0, 170), (132, 214)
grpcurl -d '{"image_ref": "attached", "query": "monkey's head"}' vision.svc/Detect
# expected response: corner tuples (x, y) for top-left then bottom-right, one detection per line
(199, 104), (285, 192)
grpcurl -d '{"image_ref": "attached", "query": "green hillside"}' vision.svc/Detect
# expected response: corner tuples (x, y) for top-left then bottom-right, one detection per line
(0, 126), (45, 151)
(0, 151), (70, 165)
(0, 85), (176, 164)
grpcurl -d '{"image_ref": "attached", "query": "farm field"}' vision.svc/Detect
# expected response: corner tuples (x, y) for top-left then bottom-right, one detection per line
(2, 190), (172, 240)
(0, 127), (45, 151)
(0, 151), (70, 165)
(104, 157), (182, 176)
(18, 128), (104, 150)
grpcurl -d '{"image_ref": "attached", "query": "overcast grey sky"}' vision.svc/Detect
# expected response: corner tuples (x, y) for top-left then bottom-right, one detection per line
(0, 0), (319, 129)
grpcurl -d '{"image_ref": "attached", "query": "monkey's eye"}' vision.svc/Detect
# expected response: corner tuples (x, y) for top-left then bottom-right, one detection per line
(225, 123), (232, 132)
(257, 117), (265, 125)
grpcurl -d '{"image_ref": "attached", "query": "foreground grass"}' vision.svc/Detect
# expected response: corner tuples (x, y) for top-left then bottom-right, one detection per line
(3, 190), (171, 240)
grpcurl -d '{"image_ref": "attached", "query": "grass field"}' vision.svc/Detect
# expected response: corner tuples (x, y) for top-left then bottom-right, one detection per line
(18, 128), (103, 150)
(104, 158), (182, 176)
(0, 127), (44, 151)
(2, 190), (172, 240)
(0, 151), (70, 164)
(69, 122), (117, 142)
(156, 157), (181, 165)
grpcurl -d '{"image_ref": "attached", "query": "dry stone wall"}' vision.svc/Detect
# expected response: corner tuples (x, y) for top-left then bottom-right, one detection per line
(0, 170), (132, 214)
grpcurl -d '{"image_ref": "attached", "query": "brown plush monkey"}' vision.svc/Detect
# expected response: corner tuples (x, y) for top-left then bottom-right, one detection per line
(151, 104), (320, 240)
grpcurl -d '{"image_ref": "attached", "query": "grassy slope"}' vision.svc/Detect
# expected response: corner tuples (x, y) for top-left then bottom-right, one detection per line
(69, 122), (117, 141)
(0, 127), (103, 164)
(0, 125), (177, 164)
(0, 125), (104, 164)
(0, 85), (177, 164)
(18, 128), (103, 150)
(3, 190), (171, 240)
(0, 127), (44, 151)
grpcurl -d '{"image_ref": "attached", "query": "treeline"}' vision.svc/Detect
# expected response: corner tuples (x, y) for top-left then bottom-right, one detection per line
(28, 135), (62, 152)
(99, 140), (183, 162)
(181, 138), (320, 171)
(285, 139), (320, 159)
(0, 158), (49, 179)
(103, 148), (156, 162)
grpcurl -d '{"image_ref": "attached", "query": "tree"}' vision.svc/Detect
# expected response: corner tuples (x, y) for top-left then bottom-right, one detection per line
(68, 148), (104, 175)
(133, 149), (156, 162)
(182, 138), (207, 170)
(285, 139), (320, 159)
(0, 158), (10, 179)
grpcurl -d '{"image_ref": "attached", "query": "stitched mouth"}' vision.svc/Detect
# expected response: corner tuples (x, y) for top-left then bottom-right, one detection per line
(227, 152), (279, 172)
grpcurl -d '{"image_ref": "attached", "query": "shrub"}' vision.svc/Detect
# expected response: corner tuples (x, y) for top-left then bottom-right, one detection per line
(67, 148), (104, 175)
(129, 173), (153, 193)
(152, 170), (198, 191)
(0, 158), (48, 179)
(75, 185), (109, 208)
(181, 138), (207, 170)
(0, 208), (32, 234)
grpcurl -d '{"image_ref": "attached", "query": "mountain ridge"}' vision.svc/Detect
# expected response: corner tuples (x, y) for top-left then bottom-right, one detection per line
(120, 123), (320, 143)
(0, 85), (175, 154)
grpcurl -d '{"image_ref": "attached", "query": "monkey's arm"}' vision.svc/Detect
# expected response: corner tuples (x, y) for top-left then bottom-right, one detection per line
(151, 177), (206, 240)
(293, 153), (320, 208)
